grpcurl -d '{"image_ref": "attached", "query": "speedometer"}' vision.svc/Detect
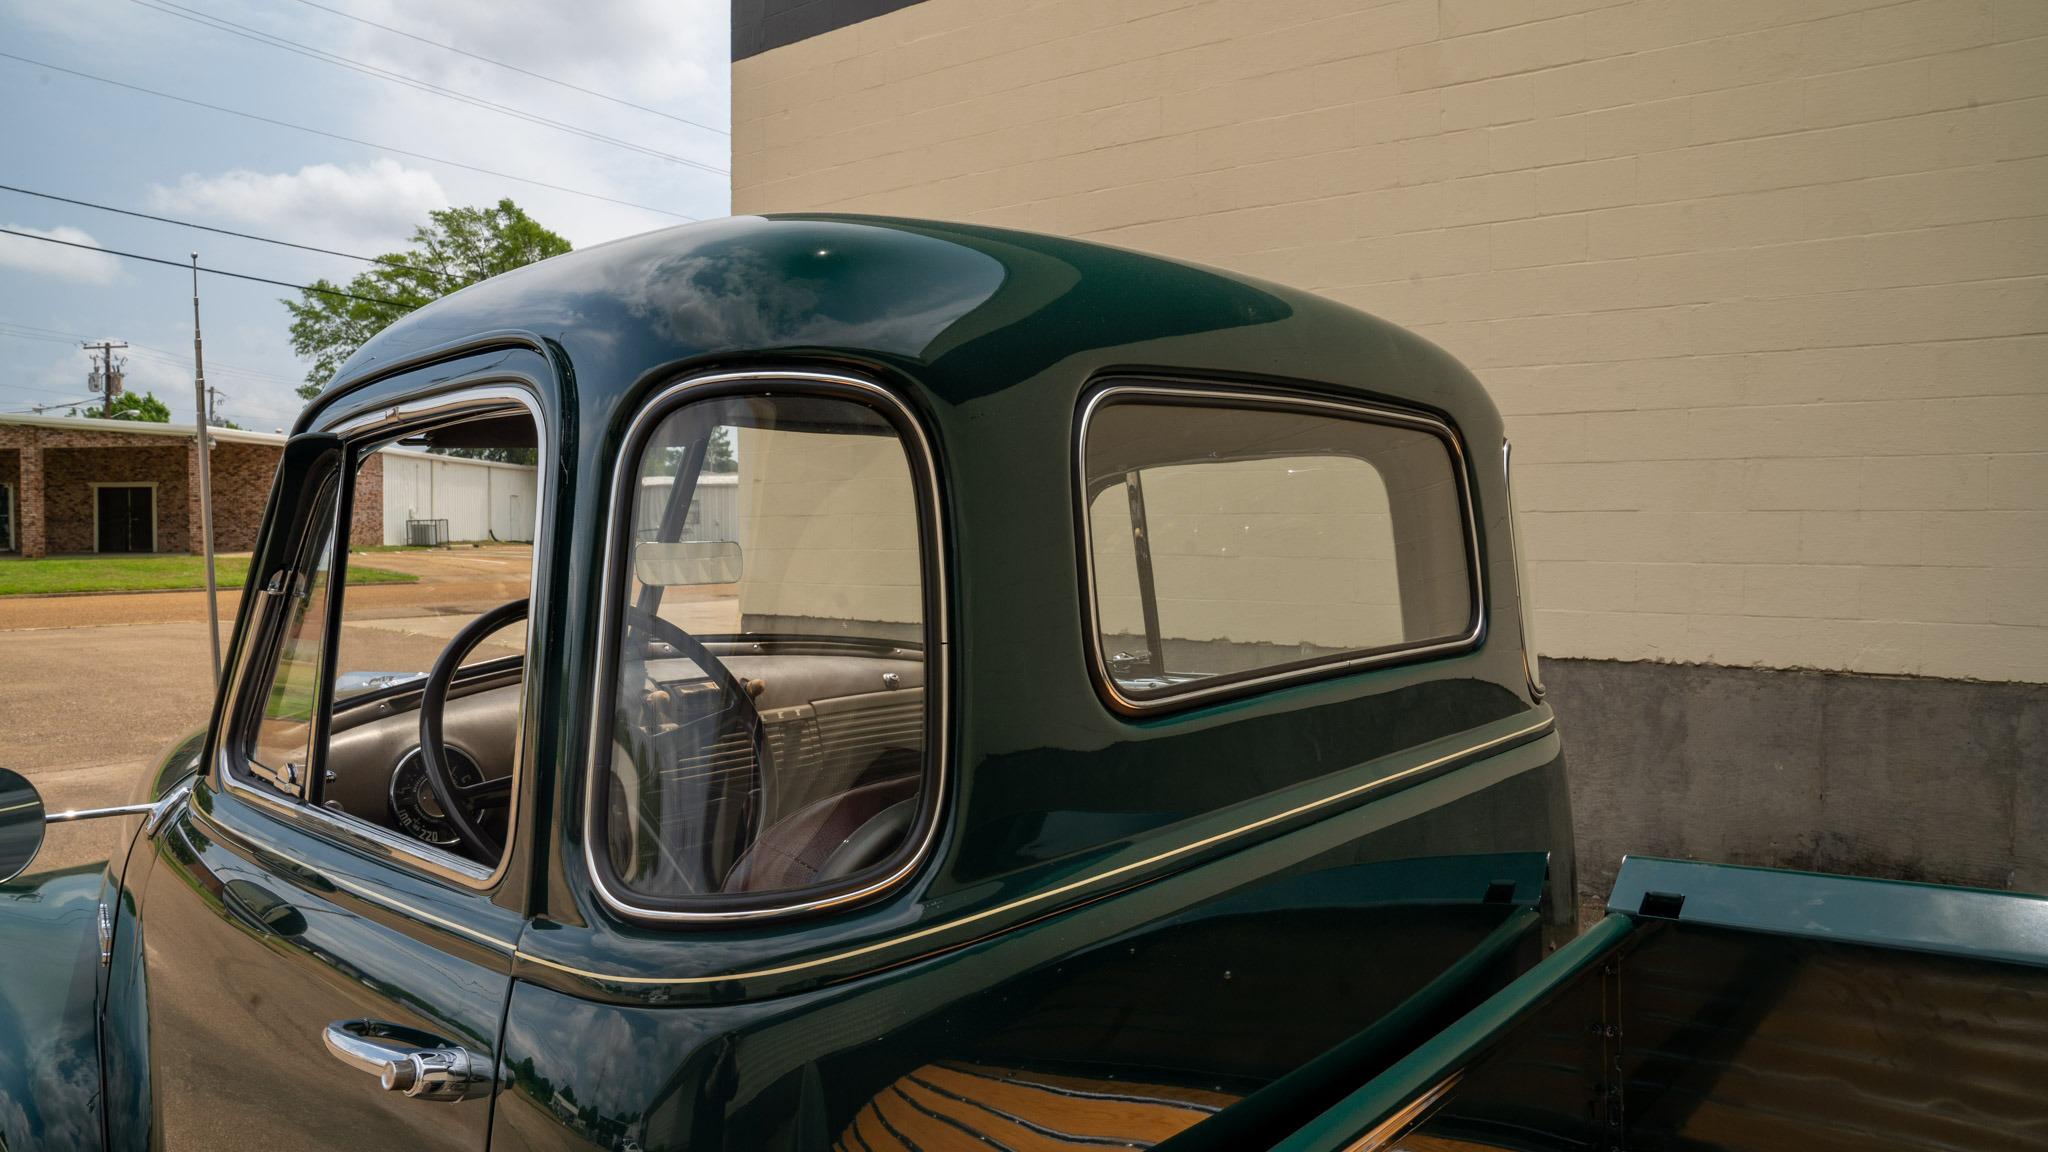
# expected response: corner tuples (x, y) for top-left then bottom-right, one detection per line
(387, 747), (486, 846)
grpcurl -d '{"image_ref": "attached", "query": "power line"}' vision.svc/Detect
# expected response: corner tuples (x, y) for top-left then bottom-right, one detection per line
(0, 227), (409, 306)
(0, 332), (296, 394)
(0, 328), (80, 348)
(126, 0), (727, 177)
(290, 0), (729, 138)
(0, 183), (384, 263)
(128, 347), (296, 386)
(0, 328), (290, 420)
(0, 321), (302, 383)
(0, 53), (700, 221)
(0, 376), (91, 400)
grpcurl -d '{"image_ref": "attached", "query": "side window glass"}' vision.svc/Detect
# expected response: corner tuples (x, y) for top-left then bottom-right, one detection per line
(1082, 393), (1475, 706)
(249, 477), (340, 795)
(601, 392), (932, 908)
(235, 407), (541, 872)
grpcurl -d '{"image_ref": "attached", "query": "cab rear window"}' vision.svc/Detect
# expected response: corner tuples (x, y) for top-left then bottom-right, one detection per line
(1079, 385), (1479, 710)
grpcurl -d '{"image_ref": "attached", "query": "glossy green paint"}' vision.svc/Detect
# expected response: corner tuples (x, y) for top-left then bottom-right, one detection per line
(1275, 913), (1638, 1152)
(310, 214), (1559, 988)
(0, 864), (105, 1152)
(125, 782), (518, 1149)
(1610, 855), (2048, 967)
(489, 774), (1564, 1150)
(322, 217), (1567, 1150)
(5, 216), (1578, 1150)
(132, 728), (207, 808)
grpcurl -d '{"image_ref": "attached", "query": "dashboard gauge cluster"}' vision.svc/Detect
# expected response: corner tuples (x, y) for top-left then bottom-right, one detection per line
(387, 746), (487, 846)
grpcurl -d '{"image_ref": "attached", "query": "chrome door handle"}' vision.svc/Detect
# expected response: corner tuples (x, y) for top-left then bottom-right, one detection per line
(323, 1020), (491, 1102)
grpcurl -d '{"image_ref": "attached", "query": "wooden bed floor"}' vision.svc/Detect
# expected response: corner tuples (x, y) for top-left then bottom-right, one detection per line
(835, 1061), (1239, 1151)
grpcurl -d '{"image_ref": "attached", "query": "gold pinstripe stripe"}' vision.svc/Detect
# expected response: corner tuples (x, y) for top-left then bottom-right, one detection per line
(516, 716), (1556, 987)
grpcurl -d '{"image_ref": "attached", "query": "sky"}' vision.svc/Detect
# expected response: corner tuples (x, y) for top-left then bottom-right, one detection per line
(0, 0), (730, 431)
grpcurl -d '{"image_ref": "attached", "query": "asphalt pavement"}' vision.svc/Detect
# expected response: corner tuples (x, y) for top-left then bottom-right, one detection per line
(0, 546), (533, 873)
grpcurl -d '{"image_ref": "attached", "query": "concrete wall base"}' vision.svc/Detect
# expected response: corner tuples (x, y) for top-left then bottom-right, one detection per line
(1546, 658), (2047, 908)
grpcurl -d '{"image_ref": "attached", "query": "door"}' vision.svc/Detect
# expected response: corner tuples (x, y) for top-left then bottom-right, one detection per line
(113, 393), (546, 1151)
(95, 484), (153, 552)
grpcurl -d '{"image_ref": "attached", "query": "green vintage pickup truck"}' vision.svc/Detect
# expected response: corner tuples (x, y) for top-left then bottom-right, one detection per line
(1, 216), (2042, 1152)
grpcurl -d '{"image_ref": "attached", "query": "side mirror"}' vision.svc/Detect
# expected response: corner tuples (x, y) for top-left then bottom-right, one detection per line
(634, 540), (744, 586)
(0, 767), (47, 883)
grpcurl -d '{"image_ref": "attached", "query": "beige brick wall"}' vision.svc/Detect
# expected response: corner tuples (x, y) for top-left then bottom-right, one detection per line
(734, 0), (2048, 683)
(1089, 456), (1408, 652)
(734, 425), (925, 631)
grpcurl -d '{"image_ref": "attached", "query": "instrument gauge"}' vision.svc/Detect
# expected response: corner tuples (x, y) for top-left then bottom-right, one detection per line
(387, 746), (486, 846)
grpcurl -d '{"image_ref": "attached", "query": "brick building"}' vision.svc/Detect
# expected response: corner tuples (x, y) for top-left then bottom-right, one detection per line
(729, 0), (2046, 893)
(0, 414), (381, 557)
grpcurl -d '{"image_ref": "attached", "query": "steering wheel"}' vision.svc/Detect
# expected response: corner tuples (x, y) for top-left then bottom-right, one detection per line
(417, 598), (527, 861)
(616, 605), (772, 876)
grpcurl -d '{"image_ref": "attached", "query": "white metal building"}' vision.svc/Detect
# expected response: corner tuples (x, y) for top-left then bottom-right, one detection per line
(378, 449), (540, 545)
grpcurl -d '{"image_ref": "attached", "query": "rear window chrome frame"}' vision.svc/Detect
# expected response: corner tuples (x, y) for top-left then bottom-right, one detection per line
(583, 368), (951, 924)
(1074, 379), (1486, 717)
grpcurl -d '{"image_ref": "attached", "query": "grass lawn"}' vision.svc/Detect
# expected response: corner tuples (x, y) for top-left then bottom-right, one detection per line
(0, 554), (416, 596)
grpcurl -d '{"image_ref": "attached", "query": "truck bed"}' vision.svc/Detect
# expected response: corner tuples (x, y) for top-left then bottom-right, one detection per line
(1273, 859), (2048, 1152)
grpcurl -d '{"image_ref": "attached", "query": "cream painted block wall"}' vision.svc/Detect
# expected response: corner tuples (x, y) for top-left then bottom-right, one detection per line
(1089, 456), (1408, 651)
(734, 0), (2048, 683)
(734, 426), (924, 629)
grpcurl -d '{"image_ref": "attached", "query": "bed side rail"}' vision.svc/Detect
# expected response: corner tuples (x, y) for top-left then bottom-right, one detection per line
(1607, 855), (2048, 968)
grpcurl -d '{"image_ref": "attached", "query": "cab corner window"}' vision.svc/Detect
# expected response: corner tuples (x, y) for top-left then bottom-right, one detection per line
(1081, 389), (1476, 707)
(600, 388), (934, 910)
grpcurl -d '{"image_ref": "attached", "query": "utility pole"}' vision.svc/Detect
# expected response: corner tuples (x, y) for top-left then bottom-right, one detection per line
(190, 254), (221, 684)
(82, 340), (128, 416)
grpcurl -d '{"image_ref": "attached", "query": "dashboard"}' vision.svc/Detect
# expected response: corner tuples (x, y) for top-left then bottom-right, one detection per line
(319, 646), (928, 859)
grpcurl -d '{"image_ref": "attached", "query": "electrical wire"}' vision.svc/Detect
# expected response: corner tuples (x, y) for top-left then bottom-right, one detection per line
(0, 325), (290, 425)
(289, 0), (729, 138)
(0, 227), (409, 306)
(0, 322), (301, 384)
(0, 183), (386, 263)
(126, 0), (727, 176)
(0, 53), (700, 221)
(0, 375), (93, 399)
(0, 328), (80, 348)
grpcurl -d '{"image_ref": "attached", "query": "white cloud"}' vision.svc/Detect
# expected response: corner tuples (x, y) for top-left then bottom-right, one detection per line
(147, 159), (451, 253)
(337, 0), (723, 106)
(0, 224), (122, 285)
(302, 0), (730, 246)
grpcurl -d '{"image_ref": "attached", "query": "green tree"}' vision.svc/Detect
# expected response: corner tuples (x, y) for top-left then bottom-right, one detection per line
(81, 391), (172, 422)
(433, 446), (538, 466)
(706, 426), (737, 473)
(285, 198), (571, 399)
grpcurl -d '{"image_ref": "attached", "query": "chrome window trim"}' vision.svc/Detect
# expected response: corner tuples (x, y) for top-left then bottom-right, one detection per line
(1503, 440), (1545, 699)
(1075, 381), (1487, 715)
(217, 383), (547, 891)
(583, 368), (951, 924)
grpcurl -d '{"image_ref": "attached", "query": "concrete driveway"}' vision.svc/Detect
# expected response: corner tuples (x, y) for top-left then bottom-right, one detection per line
(1, 546), (532, 872)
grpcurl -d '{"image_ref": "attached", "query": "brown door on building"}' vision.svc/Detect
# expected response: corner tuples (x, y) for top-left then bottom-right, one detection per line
(97, 485), (155, 553)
